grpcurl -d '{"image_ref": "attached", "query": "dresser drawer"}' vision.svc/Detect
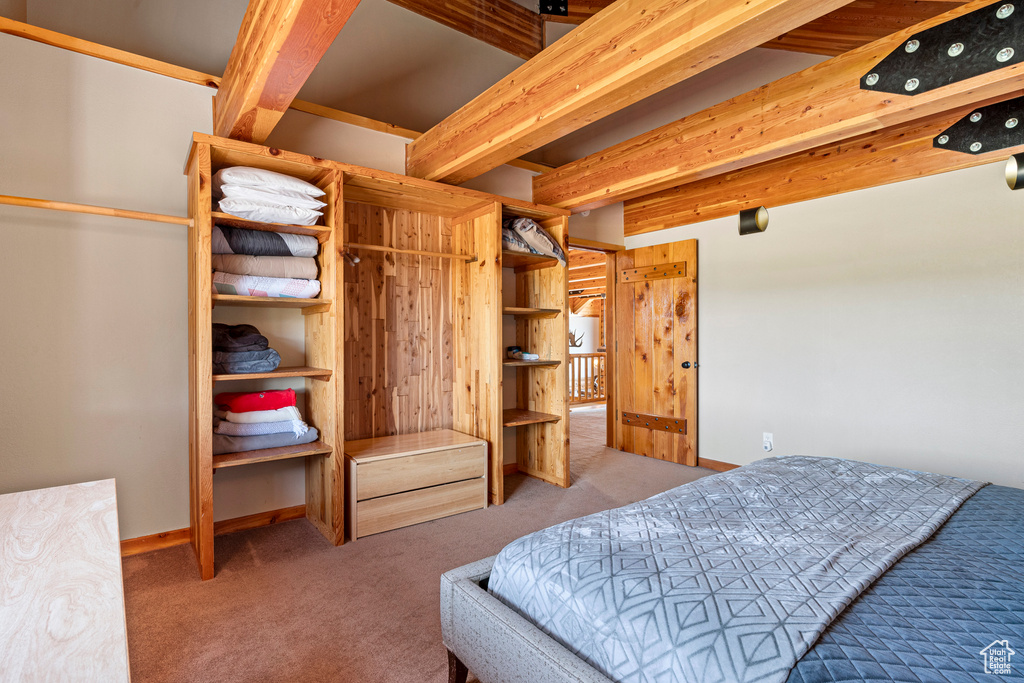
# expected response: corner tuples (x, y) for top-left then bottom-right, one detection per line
(353, 478), (487, 538)
(356, 444), (486, 501)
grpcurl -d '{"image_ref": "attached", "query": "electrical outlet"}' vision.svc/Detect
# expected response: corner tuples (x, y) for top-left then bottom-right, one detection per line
(763, 432), (774, 452)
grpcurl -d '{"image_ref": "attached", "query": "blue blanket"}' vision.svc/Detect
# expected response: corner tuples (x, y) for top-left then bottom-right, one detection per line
(788, 483), (1024, 682)
(489, 457), (984, 683)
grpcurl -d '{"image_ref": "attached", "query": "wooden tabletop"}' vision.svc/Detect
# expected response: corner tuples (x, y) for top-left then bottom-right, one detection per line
(345, 429), (486, 463)
(0, 479), (131, 681)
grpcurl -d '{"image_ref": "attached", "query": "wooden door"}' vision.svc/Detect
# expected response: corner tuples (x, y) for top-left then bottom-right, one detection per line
(614, 240), (697, 465)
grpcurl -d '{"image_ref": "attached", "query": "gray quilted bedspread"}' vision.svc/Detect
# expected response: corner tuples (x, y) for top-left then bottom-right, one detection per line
(488, 456), (984, 683)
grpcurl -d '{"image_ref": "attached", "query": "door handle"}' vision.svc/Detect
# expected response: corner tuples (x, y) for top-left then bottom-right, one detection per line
(681, 361), (692, 369)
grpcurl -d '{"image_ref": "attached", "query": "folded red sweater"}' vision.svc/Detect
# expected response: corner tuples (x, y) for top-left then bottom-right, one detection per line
(214, 388), (296, 413)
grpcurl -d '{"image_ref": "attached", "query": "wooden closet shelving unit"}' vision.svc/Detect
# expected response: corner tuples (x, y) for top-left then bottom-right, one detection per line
(186, 133), (570, 579)
(500, 216), (571, 489)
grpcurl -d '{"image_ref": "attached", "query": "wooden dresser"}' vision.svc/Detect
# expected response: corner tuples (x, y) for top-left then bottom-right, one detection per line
(0, 479), (131, 681)
(345, 430), (488, 539)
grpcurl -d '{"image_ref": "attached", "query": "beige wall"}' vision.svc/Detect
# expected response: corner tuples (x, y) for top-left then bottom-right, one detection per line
(0, 34), (207, 538)
(625, 162), (1024, 489)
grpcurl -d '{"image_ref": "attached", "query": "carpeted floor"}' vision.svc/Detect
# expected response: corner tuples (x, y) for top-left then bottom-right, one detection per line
(122, 406), (715, 682)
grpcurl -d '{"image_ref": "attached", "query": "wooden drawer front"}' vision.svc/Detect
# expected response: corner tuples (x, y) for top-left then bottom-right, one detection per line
(356, 445), (486, 500)
(356, 478), (486, 538)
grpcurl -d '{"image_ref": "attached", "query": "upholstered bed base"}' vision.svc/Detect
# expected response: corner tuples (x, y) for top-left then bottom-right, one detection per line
(440, 556), (611, 683)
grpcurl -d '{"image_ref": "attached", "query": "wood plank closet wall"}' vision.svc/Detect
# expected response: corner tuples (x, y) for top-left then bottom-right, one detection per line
(186, 133), (570, 579)
(343, 204), (454, 440)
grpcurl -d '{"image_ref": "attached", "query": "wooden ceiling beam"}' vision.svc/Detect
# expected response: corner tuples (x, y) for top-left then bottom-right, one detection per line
(386, 0), (542, 61)
(761, 0), (969, 57)
(541, 0), (616, 25)
(567, 251), (606, 269)
(623, 96), (1024, 235)
(533, 0), (1024, 211)
(214, 0), (360, 144)
(405, 0), (851, 184)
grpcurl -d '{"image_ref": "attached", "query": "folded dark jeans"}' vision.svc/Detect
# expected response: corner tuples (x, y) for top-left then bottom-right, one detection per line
(212, 323), (269, 352)
(212, 348), (281, 374)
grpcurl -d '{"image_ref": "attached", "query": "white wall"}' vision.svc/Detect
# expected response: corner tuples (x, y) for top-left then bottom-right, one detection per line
(626, 162), (1024, 489)
(0, 33), (541, 538)
(568, 315), (600, 354)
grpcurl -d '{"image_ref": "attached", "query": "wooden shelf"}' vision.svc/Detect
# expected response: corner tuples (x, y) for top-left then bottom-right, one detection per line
(212, 440), (332, 470)
(503, 307), (560, 319)
(212, 211), (332, 241)
(501, 250), (560, 273)
(503, 359), (561, 368)
(212, 293), (331, 314)
(212, 366), (332, 382)
(502, 409), (562, 427)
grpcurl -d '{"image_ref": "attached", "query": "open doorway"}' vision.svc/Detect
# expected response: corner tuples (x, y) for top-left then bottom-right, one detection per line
(566, 239), (621, 450)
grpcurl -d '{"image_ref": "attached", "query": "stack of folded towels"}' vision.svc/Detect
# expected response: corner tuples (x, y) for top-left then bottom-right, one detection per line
(211, 166), (325, 299)
(212, 323), (281, 375)
(212, 388), (320, 455)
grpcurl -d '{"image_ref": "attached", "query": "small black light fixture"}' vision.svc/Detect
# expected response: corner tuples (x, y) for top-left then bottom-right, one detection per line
(1005, 153), (1024, 189)
(738, 206), (769, 235)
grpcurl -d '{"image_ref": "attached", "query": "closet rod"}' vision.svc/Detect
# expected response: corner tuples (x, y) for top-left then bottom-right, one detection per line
(345, 242), (477, 262)
(0, 194), (192, 226)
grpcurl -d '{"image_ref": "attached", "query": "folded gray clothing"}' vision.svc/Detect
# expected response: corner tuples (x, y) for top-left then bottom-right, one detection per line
(212, 323), (268, 352)
(501, 226), (538, 254)
(212, 224), (319, 258)
(212, 427), (319, 455)
(211, 348), (281, 375)
(503, 216), (566, 264)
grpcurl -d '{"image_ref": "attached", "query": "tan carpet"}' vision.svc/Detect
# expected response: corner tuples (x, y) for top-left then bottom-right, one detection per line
(122, 406), (715, 682)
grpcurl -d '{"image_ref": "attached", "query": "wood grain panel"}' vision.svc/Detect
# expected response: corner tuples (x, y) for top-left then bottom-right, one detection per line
(214, 0), (360, 143)
(623, 97), (1024, 235)
(452, 203), (504, 504)
(186, 142), (215, 581)
(615, 241), (696, 465)
(354, 478), (487, 537)
(343, 203), (454, 440)
(386, 0), (543, 60)
(533, 0), (1023, 211)
(355, 445), (486, 500)
(406, 0), (850, 184)
(0, 480), (130, 682)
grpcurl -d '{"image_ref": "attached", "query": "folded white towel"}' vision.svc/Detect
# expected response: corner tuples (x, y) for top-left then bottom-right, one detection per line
(214, 418), (309, 437)
(214, 406), (302, 423)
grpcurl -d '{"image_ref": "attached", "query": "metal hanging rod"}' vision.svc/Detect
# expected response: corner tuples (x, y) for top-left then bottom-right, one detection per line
(0, 194), (192, 226)
(344, 242), (477, 262)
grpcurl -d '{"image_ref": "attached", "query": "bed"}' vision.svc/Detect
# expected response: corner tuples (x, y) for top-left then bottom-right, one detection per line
(440, 456), (1024, 683)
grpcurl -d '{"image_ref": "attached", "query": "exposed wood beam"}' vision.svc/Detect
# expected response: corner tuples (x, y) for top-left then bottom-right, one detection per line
(533, 0), (1024, 212)
(405, 0), (851, 185)
(623, 96), (1024, 235)
(214, 0), (361, 143)
(541, 0), (616, 24)
(568, 285), (606, 296)
(567, 251), (606, 268)
(386, 0), (542, 60)
(569, 266), (605, 282)
(762, 0), (968, 56)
